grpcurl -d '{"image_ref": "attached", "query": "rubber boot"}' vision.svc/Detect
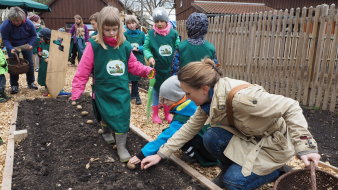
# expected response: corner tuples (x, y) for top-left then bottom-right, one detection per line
(100, 121), (115, 144)
(115, 133), (131, 162)
(163, 105), (172, 123)
(0, 89), (8, 103)
(152, 105), (162, 124)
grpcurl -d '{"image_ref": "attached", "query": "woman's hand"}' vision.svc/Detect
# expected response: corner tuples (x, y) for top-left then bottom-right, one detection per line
(129, 156), (141, 165)
(11, 49), (17, 54)
(300, 153), (321, 167)
(140, 154), (162, 170)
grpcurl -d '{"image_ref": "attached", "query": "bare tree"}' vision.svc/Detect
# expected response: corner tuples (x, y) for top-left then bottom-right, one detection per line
(120, 0), (174, 26)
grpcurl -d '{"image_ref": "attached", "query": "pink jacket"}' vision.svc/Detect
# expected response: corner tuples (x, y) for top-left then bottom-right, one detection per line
(71, 42), (153, 100)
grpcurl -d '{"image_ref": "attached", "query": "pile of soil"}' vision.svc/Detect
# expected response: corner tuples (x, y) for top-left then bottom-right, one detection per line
(12, 96), (205, 190)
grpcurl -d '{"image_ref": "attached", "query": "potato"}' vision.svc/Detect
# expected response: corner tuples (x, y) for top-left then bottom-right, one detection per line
(71, 101), (77, 105)
(76, 105), (82, 110)
(86, 120), (93, 124)
(98, 129), (104, 134)
(127, 162), (136, 170)
(81, 111), (89, 116)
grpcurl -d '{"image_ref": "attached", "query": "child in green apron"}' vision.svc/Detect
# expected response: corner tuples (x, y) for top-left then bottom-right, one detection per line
(171, 12), (218, 75)
(71, 6), (155, 162)
(37, 28), (51, 96)
(143, 7), (180, 124)
(29, 14), (43, 72)
(0, 49), (9, 103)
(89, 12), (99, 38)
(124, 15), (146, 105)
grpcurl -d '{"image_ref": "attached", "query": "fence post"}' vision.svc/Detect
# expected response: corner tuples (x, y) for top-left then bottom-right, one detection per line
(308, 4), (329, 107)
(303, 5), (322, 106)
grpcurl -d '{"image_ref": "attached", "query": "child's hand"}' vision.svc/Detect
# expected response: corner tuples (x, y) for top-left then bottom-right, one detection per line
(44, 58), (48, 63)
(129, 156), (141, 165)
(148, 69), (155, 79)
(10, 49), (17, 54)
(148, 57), (155, 66)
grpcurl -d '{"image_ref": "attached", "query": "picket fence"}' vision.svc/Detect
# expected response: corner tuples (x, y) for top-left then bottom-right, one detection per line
(177, 4), (338, 112)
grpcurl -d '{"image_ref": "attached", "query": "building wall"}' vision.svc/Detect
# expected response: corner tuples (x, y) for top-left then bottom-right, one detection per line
(40, 0), (123, 30)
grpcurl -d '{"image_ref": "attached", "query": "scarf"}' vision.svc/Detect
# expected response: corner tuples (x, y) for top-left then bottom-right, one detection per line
(153, 23), (171, 36)
(103, 36), (118, 47)
(200, 88), (214, 115)
(126, 28), (141, 36)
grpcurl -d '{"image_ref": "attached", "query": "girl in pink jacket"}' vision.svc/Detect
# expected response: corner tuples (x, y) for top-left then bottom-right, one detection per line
(71, 6), (155, 163)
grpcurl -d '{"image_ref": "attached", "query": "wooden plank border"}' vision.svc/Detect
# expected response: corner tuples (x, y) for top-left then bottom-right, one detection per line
(1, 102), (18, 190)
(130, 124), (223, 190)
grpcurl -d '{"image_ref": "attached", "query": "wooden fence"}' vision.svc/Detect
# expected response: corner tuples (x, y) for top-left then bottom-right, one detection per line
(177, 4), (338, 112)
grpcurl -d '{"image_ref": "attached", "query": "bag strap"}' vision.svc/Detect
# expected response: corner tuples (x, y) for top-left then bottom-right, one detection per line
(226, 84), (253, 127)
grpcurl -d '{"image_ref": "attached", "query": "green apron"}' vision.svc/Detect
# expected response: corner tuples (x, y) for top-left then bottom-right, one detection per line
(33, 27), (42, 54)
(179, 40), (216, 68)
(124, 30), (145, 82)
(148, 29), (178, 91)
(37, 42), (50, 86)
(90, 39), (132, 133)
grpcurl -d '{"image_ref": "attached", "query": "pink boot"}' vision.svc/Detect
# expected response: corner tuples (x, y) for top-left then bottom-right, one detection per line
(152, 105), (162, 124)
(163, 105), (173, 123)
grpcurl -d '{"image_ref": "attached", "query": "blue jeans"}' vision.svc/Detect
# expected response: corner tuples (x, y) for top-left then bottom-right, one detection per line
(203, 127), (282, 190)
(152, 89), (159, 106)
(7, 49), (35, 87)
(0, 74), (6, 90)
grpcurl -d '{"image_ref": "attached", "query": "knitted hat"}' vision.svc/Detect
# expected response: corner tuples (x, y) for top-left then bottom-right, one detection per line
(186, 12), (208, 39)
(29, 15), (40, 22)
(152, 7), (169, 22)
(39, 28), (51, 40)
(160, 75), (185, 102)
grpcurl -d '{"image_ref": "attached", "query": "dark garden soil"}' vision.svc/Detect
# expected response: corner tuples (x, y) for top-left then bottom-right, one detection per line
(12, 96), (205, 190)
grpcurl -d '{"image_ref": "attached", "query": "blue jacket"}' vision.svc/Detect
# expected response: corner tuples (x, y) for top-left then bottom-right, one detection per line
(1, 19), (37, 51)
(139, 99), (197, 158)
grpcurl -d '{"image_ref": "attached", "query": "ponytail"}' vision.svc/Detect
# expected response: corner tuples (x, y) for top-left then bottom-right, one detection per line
(177, 58), (222, 89)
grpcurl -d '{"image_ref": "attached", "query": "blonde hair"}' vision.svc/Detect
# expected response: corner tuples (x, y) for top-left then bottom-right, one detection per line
(89, 12), (99, 22)
(8, 7), (26, 21)
(74, 15), (84, 28)
(96, 6), (125, 49)
(125, 15), (139, 28)
(177, 58), (223, 89)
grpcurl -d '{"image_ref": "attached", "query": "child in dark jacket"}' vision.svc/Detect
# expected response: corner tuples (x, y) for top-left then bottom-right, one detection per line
(172, 12), (218, 75)
(124, 15), (146, 105)
(128, 76), (218, 167)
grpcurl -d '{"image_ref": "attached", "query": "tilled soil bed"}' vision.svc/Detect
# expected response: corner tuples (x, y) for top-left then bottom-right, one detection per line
(12, 96), (205, 190)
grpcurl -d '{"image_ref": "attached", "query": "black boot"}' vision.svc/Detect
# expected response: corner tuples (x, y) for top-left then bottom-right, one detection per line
(135, 96), (142, 105)
(212, 165), (228, 188)
(0, 89), (8, 103)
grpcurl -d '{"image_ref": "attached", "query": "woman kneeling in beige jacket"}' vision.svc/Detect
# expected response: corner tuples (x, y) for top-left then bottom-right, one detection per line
(141, 58), (320, 190)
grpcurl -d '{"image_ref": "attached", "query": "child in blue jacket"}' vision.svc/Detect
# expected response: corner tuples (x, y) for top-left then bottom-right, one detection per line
(128, 76), (218, 167)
